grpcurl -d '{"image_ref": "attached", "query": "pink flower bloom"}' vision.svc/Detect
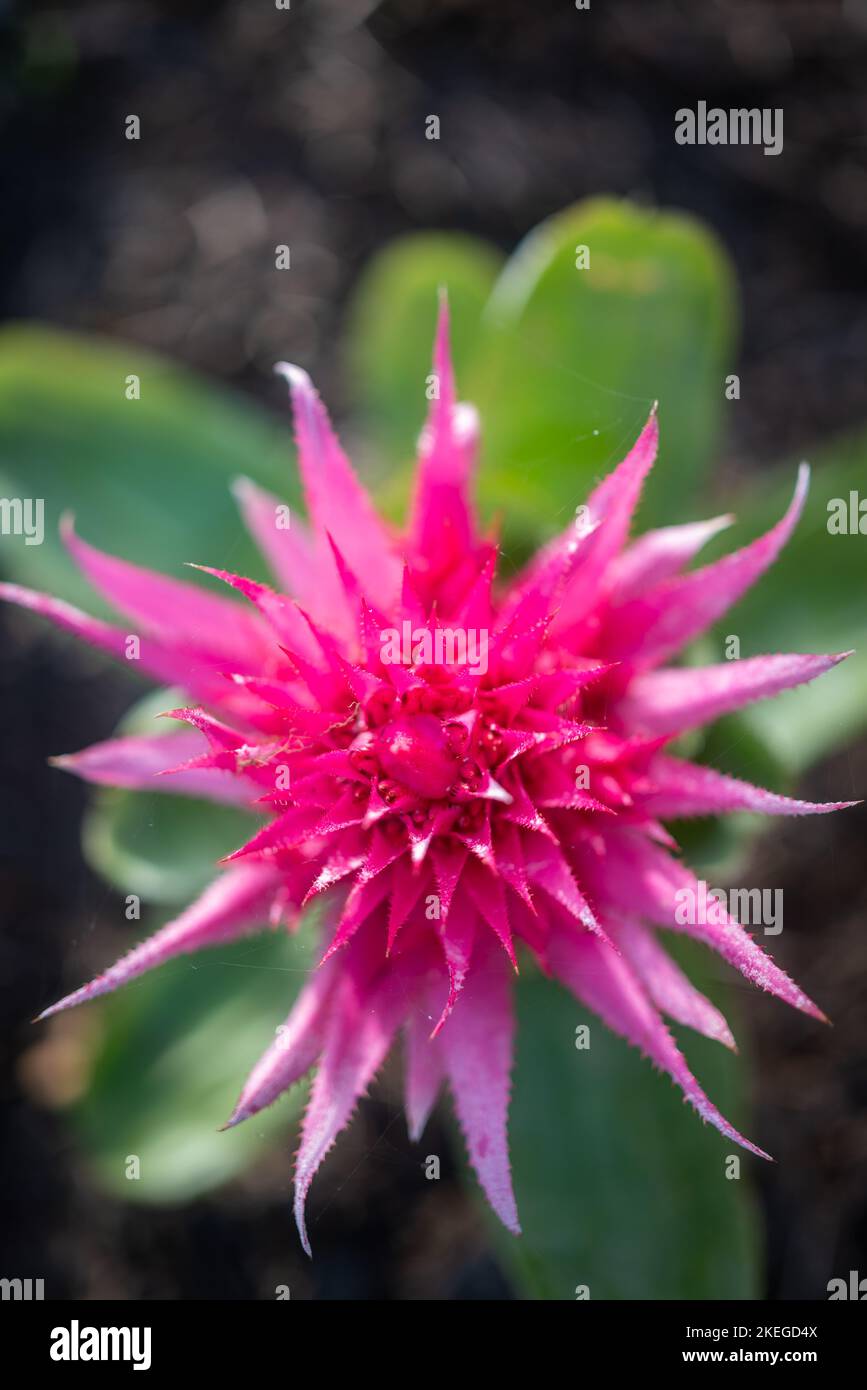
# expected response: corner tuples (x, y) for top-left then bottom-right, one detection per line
(4, 304), (855, 1253)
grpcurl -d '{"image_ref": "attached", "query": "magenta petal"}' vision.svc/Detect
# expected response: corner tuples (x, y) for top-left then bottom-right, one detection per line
(293, 964), (407, 1255)
(552, 407), (659, 632)
(224, 960), (338, 1128)
(387, 855), (429, 951)
(430, 885), (477, 1035)
(609, 513), (733, 600)
(613, 918), (736, 1049)
(62, 517), (270, 668)
(0, 580), (230, 693)
(37, 864), (280, 1020)
(580, 408), (658, 552)
(603, 464), (810, 667)
(231, 476), (338, 616)
(499, 422), (656, 636)
(641, 753), (859, 819)
(190, 564), (323, 660)
(549, 927), (768, 1157)
(438, 941), (521, 1235)
(52, 730), (258, 806)
(576, 830), (824, 1020)
(523, 834), (605, 937)
(409, 296), (479, 569)
(464, 858), (516, 967)
(619, 651), (851, 735)
(321, 869), (395, 962)
(275, 362), (402, 612)
(404, 1006), (444, 1141)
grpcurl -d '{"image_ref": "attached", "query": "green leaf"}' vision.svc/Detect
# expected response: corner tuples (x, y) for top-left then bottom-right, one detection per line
(0, 324), (297, 609)
(82, 790), (256, 907)
(498, 955), (760, 1299)
(471, 199), (738, 553)
(74, 924), (315, 1203)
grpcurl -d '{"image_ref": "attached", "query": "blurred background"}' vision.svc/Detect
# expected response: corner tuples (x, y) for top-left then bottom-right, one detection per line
(1, 0), (866, 1300)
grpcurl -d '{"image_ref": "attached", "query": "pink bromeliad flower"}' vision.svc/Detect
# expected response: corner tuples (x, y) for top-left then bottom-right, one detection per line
(3, 305), (854, 1253)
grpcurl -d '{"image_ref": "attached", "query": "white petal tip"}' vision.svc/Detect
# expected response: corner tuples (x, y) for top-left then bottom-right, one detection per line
(454, 402), (479, 442)
(274, 361), (311, 391)
(294, 1205), (313, 1258)
(480, 777), (513, 805)
(35, 998), (68, 1022)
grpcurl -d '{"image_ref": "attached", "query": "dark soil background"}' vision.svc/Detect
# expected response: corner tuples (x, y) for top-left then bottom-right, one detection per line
(1, 0), (866, 1299)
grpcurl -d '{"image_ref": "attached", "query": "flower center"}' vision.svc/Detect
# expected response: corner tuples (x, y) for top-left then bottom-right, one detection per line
(375, 713), (459, 800)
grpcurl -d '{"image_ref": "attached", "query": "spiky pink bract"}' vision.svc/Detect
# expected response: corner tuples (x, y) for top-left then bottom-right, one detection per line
(6, 301), (855, 1254)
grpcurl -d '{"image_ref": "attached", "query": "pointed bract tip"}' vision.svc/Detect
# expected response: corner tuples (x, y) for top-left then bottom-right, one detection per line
(796, 994), (830, 1025)
(429, 1003), (453, 1040)
(157, 706), (194, 723)
(274, 361), (311, 392)
(34, 1001), (61, 1023)
(749, 1141), (774, 1163)
(218, 1108), (246, 1132)
(319, 937), (346, 966)
(294, 1202), (314, 1258)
